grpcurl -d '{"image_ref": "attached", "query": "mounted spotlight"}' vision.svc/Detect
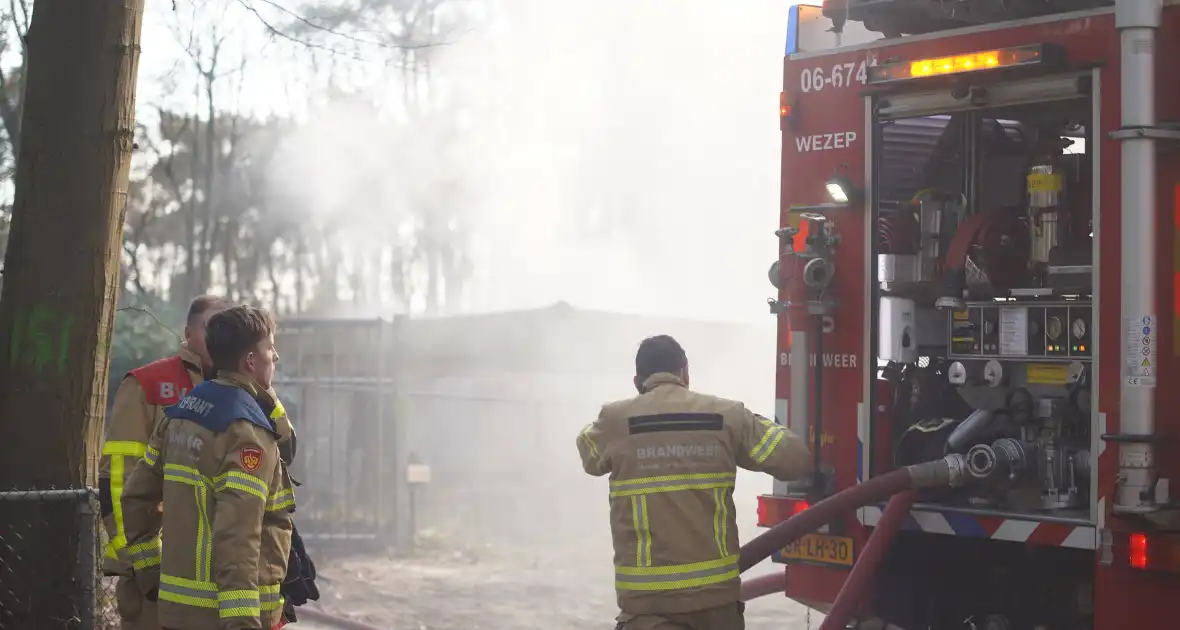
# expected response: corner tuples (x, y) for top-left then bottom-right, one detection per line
(825, 173), (862, 205)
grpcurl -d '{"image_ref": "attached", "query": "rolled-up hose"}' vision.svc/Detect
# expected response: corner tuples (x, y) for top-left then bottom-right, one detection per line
(738, 456), (965, 573)
(817, 490), (917, 630)
(739, 571), (786, 602)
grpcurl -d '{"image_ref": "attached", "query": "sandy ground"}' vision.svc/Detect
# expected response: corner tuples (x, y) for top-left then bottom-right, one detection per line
(288, 546), (822, 630)
(287, 466), (823, 629)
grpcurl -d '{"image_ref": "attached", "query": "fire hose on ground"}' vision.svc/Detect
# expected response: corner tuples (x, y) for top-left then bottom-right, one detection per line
(736, 455), (969, 630)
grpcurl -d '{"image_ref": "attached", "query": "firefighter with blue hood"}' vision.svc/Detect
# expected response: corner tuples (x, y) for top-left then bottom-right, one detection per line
(100, 295), (228, 629)
(120, 305), (314, 630)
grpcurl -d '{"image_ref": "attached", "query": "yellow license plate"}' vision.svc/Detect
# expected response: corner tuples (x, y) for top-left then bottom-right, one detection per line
(780, 533), (854, 567)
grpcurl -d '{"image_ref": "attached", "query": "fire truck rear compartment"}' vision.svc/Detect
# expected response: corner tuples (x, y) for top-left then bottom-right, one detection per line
(868, 74), (1097, 628)
(872, 531), (1094, 629)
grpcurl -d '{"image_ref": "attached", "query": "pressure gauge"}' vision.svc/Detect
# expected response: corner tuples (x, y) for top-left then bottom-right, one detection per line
(1047, 316), (1063, 341)
(983, 360), (1004, 387)
(1071, 318), (1087, 339)
(948, 361), (967, 386)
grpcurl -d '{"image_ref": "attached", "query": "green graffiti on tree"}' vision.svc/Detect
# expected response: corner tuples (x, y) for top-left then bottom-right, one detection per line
(10, 305), (74, 374)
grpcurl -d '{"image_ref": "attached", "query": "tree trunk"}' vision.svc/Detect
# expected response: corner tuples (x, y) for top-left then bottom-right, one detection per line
(294, 233), (305, 315)
(267, 246), (281, 315)
(389, 243), (408, 313)
(221, 217), (235, 299)
(0, 1), (144, 627)
(199, 82), (217, 294)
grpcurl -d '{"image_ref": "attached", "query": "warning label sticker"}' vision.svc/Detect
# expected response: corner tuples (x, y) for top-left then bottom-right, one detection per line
(1027, 363), (1069, 385)
(1125, 315), (1157, 388)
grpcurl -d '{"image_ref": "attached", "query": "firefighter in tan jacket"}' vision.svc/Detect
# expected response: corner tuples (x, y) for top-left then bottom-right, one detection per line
(121, 305), (295, 630)
(578, 335), (812, 630)
(100, 295), (228, 629)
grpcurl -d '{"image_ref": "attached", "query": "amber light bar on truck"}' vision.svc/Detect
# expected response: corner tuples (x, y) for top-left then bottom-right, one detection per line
(866, 44), (1059, 84)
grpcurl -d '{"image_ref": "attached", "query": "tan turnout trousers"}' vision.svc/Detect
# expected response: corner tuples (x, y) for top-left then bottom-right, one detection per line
(616, 602), (745, 630)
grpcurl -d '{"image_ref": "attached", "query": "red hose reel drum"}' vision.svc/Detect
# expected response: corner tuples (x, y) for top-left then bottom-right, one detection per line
(944, 209), (1031, 292)
(878, 206), (922, 255)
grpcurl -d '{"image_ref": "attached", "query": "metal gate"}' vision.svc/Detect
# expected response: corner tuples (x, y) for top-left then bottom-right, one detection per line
(273, 306), (775, 553)
(273, 319), (401, 550)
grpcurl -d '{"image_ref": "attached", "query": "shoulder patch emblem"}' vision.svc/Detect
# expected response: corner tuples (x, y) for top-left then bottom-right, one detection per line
(239, 446), (264, 472)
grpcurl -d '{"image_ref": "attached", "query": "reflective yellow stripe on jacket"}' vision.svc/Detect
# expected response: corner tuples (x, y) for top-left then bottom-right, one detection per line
(268, 487), (296, 512)
(102, 440), (148, 560)
(218, 589), (261, 619)
(144, 444), (161, 467)
(609, 472), (736, 498)
(579, 424), (602, 460)
(711, 487), (730, 558)
(261, 583), (284, 613)
(128, 537), (162, 571)
(609, 472), (738, 591)
(160, 574), (217, 609)
(163, 464), (214, 588)
(161, 462), (278, 618)
(750, 415), (787, 464)
(616, 555), (741, 591)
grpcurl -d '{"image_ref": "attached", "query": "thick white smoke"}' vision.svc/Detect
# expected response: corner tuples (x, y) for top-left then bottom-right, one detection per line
(445, 0), (791, 321)
(263, 0), (808, 625)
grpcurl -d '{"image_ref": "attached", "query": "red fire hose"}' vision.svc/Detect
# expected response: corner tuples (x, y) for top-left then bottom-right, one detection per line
(736, 456), (967, 627)
(817, 491), (917, 630)
(738, 457), (964, 572)
(739, 571), (786, 602)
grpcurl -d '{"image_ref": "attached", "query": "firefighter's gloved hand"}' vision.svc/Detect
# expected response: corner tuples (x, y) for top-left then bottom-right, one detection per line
(255, 387), (281, 417)
(282, 522), (320, 615)
(281, 599), (298, 624)
(133, 566), (160, 602)
(257, 387), (298, 466)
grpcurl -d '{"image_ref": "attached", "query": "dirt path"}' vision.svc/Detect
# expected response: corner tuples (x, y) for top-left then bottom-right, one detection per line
(290, 474), (824, 629)
(292, 550), (821, 630)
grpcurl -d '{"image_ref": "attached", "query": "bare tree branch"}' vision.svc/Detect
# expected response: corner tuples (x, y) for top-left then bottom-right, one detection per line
(234, 0), (455, 63)
(233, 0), (369, 60)
(249, 0), (446, 49)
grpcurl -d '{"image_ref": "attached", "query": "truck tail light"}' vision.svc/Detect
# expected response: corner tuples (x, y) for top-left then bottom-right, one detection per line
(1130, 533), (1148, 569)
(1118, 532), (1180, 573)
(757, 495), (810, 527)
(779, 91), (795, 131)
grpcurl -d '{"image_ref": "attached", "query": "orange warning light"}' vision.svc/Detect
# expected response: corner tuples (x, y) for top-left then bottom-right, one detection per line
(867, 44), (1057, 84)
(779, 91), (795, 132)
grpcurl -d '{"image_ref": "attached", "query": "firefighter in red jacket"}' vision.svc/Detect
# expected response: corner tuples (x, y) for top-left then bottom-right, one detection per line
(99, 295), (228, 629)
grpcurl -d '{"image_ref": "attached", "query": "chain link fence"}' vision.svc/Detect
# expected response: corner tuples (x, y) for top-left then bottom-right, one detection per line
(0, 488), (118, 629)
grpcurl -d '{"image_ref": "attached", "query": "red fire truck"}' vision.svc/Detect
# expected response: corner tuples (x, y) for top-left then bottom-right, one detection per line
(756, 0), (1180, 627)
